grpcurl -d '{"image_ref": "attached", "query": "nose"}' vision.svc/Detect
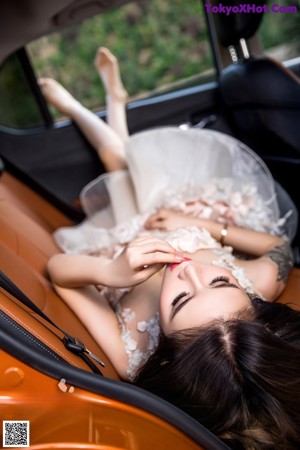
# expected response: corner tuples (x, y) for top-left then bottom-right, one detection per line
(178, 262), (204, 289)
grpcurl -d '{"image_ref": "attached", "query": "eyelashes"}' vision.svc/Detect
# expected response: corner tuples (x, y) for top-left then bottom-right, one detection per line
(171, 292), (191, 320)
(210, 276), (239, 289)
(171, 291), (189, 307)
(210, 275), (230, 284)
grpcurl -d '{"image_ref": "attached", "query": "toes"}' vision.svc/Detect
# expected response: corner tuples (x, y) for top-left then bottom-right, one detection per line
(38, 77), (47, 87)
(38, 77), (56, 88)
(95, 47), (117, 66)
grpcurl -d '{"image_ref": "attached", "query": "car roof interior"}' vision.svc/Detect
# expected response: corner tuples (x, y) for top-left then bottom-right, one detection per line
(0, 0), (132, 63)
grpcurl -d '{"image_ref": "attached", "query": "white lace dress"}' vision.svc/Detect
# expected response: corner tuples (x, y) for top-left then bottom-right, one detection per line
(53, 128), (295, 380)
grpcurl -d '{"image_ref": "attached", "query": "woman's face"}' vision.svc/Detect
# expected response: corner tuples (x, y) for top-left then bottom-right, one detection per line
(160, 258), (251, 334)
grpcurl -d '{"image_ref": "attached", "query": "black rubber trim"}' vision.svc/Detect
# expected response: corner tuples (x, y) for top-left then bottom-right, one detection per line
(0, 310), (65, 364)
(16, 47), (54, 127)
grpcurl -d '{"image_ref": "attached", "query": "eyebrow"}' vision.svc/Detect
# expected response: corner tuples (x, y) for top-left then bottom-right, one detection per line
(170, 283), (240, 321)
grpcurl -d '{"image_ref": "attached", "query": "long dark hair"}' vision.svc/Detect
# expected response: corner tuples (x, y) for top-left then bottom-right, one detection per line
(134, 300), (300, 449)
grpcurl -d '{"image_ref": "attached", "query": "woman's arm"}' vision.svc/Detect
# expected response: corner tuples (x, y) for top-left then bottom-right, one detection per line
(195, 217), (285, 256)
(145, 208), (287, 256)
(48, 235), (184, 289)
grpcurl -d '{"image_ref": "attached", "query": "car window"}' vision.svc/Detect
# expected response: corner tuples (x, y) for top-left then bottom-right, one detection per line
(0, 53), (45, 129)
(27, 0), (214, 121)
(259, 3), (299, 61)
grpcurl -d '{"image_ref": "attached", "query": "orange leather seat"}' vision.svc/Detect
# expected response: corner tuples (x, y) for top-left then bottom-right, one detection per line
(0, 172), (73, 232)
(0, 207), (59, 275)
(0, 172), (70, 275)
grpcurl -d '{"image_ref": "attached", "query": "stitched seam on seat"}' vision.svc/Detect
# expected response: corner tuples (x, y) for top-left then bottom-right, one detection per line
(0, 311), (61, 361)
(1, 304), (81, 368)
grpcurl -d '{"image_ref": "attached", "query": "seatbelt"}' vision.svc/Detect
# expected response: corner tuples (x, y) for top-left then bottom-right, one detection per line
(0, 271), (105, 375)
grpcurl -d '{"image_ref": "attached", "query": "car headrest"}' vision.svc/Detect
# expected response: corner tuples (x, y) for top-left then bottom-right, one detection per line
(212, 0), (266, 46)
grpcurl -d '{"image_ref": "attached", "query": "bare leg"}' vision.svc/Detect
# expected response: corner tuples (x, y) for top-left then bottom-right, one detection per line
(39, 78), (126, 171)
(94, 47), (129, 142)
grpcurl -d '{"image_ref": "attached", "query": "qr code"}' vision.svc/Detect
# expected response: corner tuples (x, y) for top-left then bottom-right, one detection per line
(2, 421), (30, 448)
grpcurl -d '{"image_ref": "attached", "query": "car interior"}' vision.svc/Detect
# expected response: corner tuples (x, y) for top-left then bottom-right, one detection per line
(0, 1), (299, 449)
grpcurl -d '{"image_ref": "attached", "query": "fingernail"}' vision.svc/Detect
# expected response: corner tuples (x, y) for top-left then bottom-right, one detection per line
(175, 252), (185, 261)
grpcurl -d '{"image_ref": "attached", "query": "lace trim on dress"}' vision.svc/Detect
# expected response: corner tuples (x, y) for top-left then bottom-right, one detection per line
(99, 285), (160, 381)
(160, 178), (284, 235)
(117, 307), (160, 382)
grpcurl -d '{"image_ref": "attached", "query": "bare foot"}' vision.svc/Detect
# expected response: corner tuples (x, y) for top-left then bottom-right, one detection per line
(94, 47), (128, 101)
(38, 78), (80, 115)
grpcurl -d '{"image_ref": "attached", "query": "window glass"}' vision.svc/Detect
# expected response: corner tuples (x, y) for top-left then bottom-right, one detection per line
(259, 1), (299, 61)
(0, 53), (44, 128)
(27, 0), (214, 120)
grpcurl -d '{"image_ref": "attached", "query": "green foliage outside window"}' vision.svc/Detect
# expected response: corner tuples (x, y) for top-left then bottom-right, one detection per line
(28, 0), (212, 114)
(259, 1), (300, 59)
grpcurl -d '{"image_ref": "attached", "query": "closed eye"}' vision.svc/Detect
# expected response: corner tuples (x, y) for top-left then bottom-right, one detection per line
(171, 291), (191, 320)
(210, 276), (239, 289)
(171, 291), (189, 307)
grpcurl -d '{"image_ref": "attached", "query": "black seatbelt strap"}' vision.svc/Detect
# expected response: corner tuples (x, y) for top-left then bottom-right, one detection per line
(0, 271), (105, 375)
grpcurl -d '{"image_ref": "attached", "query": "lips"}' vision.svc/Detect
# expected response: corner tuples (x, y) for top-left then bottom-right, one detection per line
(170, 257), (192, 271)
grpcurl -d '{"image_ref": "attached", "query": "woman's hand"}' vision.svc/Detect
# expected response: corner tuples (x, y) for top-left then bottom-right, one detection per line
(144, 208), (198, 231)
(102, 234), (184, 288)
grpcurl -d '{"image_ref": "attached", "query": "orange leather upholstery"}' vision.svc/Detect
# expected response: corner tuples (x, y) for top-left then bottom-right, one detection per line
(0, 172), (73, 232)
(0, 172), (69, 274)
(0, 207), (59, 275)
